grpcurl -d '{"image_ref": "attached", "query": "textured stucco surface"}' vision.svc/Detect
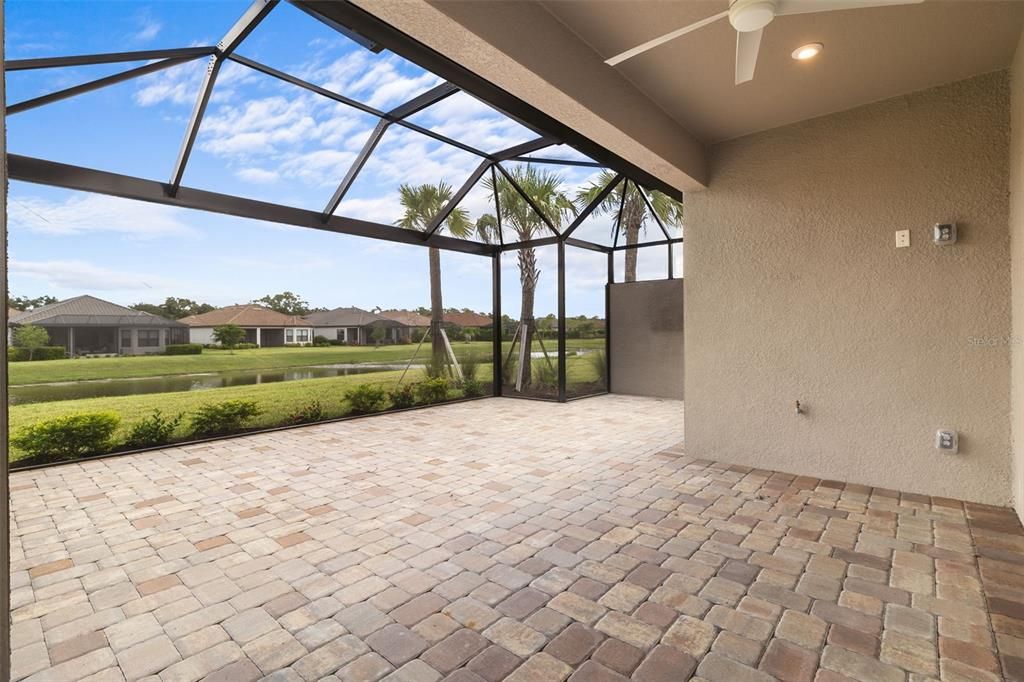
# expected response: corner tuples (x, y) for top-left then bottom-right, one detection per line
(351, 0), (707, 190)
(609, 279), (684, 400)
(685, 72), (1013, 506)
(1011, 34), (1024, 524)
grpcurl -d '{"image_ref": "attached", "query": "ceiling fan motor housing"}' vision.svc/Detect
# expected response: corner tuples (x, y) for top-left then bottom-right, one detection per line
(729, 0), (778, 32)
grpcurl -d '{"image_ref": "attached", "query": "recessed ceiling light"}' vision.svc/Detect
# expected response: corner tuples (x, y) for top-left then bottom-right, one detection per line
(792, 43), (823, 61)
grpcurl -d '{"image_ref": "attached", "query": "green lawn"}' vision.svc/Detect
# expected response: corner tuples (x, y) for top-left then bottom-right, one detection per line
(7, 353), (604, 463)
(9, 339), (605, 385)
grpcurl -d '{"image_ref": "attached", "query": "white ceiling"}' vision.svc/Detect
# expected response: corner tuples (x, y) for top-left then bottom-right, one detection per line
(542, 0), (1024, 142)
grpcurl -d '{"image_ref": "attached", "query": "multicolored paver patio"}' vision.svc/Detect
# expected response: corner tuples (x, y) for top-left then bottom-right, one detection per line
(8, 395), (1024, 681)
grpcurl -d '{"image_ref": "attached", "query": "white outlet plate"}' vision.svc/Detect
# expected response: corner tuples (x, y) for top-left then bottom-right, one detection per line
(896, 230), (910, 248)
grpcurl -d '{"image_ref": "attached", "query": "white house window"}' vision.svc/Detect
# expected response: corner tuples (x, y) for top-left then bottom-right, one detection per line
(286, 329), (294, 343)
(138, 330), (160, 347)
(120, 329), (132, 348)
(296, 329), (310, 343)
(336, 329), (346, 342)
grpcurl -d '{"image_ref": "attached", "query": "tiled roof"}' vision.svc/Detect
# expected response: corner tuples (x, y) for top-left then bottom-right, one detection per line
(9, 295), (186, 328)
(180, 304), (308, 327)
(379, 310), (432, 327)
(303, 307), (392, 327)
(444, 311), (492, 327)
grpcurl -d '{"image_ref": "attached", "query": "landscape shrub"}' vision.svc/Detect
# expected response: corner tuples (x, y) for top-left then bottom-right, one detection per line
(328, 339), (346, 346)
(125, 410), (183, 448)
(461, 353), (480, 382)
(587, 350), (608, 385)
(8, 346), (66, 362)
(233, 343), (259, 350)
(533, 359), (558, 390)
(312, 335), (332, 347)
(165, 344), (202, 356)
(285, 400), (324, 425)
(460, 378), (486, 398)
(415, 377), (450, 405)
(396, 337), (412, 345)
(389, 383), (417, 409)
(11, 412), (121, 462)
(189, 399), (261, 437)
(345, 383), (389, 414)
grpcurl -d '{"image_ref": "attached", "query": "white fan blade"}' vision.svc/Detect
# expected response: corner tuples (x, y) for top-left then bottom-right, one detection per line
(735, 28), (763, 84)
(776, 0), (924, 17)
(605, 10), (729, 66)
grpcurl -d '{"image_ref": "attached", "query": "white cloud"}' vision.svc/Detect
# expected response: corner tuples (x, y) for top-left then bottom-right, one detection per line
(130, 12), (162, 44)
(11, 259), (176, 292)
(236, 167), (280, 184)
(9, 194), (196, 239)
(304, 51), (442, 111)
(134, 59), (205, 107)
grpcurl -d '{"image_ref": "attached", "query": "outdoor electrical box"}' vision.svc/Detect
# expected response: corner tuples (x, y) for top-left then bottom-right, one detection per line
(933, 223), (957, 245)
(935, 429), (958, 453)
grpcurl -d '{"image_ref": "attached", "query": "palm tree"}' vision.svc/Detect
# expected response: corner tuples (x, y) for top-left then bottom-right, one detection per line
(576, 171), (684, 282)
(396, 182), (472, 373)
(479, 165), (576, 389)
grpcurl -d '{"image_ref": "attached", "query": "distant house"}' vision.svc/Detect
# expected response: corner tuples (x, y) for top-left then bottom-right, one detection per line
(180, 305), (313, 347)
(444, 311), (492, 329)
(7, 295), (188, 356)
(379, 310), (431, 342)
(303, 307), (406, 345)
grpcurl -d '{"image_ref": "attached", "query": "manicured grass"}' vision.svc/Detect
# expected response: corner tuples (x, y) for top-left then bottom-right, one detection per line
(7, 354), (604, 463)
(9, 339), (605, 385)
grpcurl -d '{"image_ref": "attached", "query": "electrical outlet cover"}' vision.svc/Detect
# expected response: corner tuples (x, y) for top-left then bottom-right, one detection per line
(935, 429), (958, 453)
(896, 230), (911, 248)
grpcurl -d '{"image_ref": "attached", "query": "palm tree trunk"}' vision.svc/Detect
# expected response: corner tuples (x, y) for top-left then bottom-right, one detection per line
(518, 246), (538, 388)
(623, 199), (644, 282)
(428, 246), (445, 373)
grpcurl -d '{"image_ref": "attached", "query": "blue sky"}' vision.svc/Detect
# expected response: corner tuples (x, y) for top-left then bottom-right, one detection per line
(6, 1), (677, 316)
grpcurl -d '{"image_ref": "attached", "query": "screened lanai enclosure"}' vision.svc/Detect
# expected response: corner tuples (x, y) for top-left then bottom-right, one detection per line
(5, 0), (683, 407)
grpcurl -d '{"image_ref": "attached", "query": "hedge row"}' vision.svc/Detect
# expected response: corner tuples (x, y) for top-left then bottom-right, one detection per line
(8, 346), (66, 362)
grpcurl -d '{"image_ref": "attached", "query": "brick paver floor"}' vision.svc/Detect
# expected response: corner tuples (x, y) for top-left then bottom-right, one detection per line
(9, 395), (1024, 681)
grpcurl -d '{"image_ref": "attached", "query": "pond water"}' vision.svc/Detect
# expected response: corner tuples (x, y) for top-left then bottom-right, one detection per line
(9, 363), (415, 405)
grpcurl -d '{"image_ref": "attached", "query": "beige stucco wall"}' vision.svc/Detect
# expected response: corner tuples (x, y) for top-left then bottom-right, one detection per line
(609, 279), (684, 400)
(1011, 34), (1024, 523)
(685, 72), (1013, 506)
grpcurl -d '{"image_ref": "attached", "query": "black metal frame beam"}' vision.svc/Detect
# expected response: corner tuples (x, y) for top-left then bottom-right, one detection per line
(493, 137), (554, 162)
(425, 160), (492, 238)
(7, 46), (217, 71)
(562, 173), (622, 240)
(386, 82), (458, 121)
(495, 162), (560, 238)
(7, 56), (204, 115)
(322, 119), (390, 219)
(510, 156), (604, 169)
(610, 237), (683, 251)
(10, 155), (495, 257)
(168, 0), (279, 197)
(292, 0), (683, 200)
(635, 183), (672, 241)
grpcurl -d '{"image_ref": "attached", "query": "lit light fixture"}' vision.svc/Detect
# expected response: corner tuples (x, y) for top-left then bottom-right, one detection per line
(792, 42), (823, 60)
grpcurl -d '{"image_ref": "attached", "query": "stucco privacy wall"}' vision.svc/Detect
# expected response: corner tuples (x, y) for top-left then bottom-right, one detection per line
(685, 72), (1013, 506)
(1011, 33), (1024, 524)
(609, 279), (684, 400)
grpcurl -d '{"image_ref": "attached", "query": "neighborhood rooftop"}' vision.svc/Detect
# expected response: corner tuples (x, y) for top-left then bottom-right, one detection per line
(9, 295), (187, 328)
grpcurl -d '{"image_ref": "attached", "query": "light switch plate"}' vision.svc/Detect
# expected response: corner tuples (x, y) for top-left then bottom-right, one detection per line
(896, 230), (911, 248)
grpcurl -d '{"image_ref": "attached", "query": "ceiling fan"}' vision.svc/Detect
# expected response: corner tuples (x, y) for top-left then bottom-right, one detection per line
(604, 0), (925, 85)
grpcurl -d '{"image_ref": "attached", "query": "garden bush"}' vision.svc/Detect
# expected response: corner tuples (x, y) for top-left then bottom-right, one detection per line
(233, 343), (259, 350)
(460, 378), (485, 398)
(312, 335), (332, 347)
(285, 400), (324, 425)
(345, 383), (389, 414)
(587, 350), (608, 385)
(189, 399), (261, 437)
(533, 359), (558, 390)
(8, 346), (66, 362)
(11, 412), (121, 462)
(389, 383), (417, 409)
(164, 344), (202, 356)
(125, 410), (182, 448)
(415, 377), (450, 405)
